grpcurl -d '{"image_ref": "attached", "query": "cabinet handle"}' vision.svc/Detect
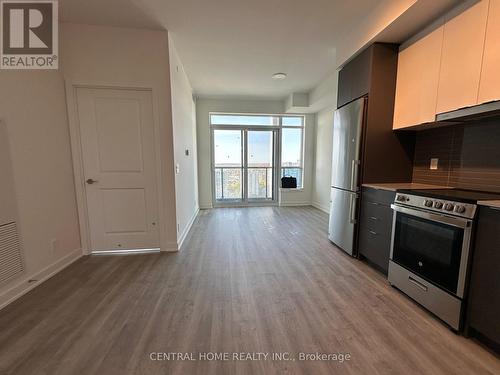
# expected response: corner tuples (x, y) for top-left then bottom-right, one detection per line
(369, 202), (379, 206)
(368, 230), (378, 236)
(369, 216), (378, 221)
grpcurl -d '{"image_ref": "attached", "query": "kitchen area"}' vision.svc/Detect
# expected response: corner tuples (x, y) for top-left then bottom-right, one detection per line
(328, 0), (500, 355)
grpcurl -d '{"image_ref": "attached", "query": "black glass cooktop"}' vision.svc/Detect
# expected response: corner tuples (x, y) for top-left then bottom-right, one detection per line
(396, 188), (500, 203)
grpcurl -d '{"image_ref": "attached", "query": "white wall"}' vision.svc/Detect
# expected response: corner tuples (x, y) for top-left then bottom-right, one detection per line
(0, 71), (82, 307)
(195, 98), (314, 208)
(168, 36), (199, 248)
(310, 70), (338, 214)
(60, 23), (178, 251)
(0, 23), (186, 307)
(312, 108), (335, 213)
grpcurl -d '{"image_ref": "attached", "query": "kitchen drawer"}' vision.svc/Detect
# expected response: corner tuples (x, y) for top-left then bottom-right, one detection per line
(389, 261), (462, 330)
(358, 187), (396, 274)
(359, 202), (394, 237)
(361, 187), (396, 207)
(358, 224), (392, 274)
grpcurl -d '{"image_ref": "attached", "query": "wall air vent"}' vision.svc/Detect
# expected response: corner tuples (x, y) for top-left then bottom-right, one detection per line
(0, 222), (24, 284)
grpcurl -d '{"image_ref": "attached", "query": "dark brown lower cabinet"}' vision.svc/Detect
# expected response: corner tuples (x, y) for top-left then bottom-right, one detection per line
(466, 206), (500, 354)
(358, 187), (396, 274)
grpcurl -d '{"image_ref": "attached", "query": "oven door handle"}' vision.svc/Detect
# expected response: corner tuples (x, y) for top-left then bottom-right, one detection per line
(408, 276), (428, 292)
(391, 204), (471, 229)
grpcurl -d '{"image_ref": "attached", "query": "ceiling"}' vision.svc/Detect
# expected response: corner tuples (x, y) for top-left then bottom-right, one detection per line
(137, 0), (385, 99)
(59, 0), (163, 30)
(59, 0), (458, 100)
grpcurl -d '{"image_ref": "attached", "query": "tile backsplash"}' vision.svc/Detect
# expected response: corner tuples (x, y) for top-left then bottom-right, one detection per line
(412, 118), (500, 193)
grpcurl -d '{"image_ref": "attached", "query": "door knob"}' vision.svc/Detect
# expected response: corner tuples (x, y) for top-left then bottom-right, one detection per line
(86, 178), (98, 185)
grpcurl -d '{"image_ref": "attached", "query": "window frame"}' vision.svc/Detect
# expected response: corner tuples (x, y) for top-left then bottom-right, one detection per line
(280, 117), (305, 189)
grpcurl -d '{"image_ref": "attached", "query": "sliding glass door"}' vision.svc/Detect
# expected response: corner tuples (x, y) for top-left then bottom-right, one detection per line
(247, 130), (276, 202)
(212, 128), (278, 206)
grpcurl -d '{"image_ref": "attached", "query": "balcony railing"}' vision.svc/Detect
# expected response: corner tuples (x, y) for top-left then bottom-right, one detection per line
(214, 167), (274, 201)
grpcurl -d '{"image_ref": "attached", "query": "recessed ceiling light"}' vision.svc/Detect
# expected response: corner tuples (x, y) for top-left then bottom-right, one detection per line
(272, 72), (287, 80)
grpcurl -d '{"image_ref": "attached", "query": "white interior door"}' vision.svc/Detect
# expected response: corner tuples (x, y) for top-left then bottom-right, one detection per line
(76, 88), (159, 252)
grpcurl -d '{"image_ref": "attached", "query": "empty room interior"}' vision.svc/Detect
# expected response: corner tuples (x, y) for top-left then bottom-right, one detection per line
(2, 0), (500, 374)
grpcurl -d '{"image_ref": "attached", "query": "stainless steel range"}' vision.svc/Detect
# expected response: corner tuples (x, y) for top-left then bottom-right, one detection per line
(388, 189), (500, 330)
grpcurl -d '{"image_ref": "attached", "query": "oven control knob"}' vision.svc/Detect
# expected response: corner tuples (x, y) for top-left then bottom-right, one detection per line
(424, 199), (433, 207)
(434, 201), (443, 209)
(397, 195), (407, 202)
(455, 205), (466, 214)
(444, 203), (455, 211)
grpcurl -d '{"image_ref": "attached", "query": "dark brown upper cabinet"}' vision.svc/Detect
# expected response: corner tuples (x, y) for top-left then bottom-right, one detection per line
(337, 43), (415, 184)
(337, 47), (372, 108)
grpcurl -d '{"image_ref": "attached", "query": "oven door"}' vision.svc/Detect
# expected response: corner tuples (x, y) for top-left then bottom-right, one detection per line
(390, 205), (473, 298)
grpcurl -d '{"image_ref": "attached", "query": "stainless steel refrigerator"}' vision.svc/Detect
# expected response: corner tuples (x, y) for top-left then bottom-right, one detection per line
(328, 97), (366, 256)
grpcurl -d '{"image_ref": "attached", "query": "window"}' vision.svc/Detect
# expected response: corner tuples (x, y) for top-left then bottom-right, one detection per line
(209, 113), (305, 203)
(281, 116), (304, 188)
(281, 116), (303, 127)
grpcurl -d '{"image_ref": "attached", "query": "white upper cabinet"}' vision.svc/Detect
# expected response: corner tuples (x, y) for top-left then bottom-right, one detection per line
(478, 0), (500, 103)
(436, 0), (489, 114)
(393, 23), (444, 130)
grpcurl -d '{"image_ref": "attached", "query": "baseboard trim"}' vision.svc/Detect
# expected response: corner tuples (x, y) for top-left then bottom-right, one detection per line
(278, 201), (312, 207)
(0, 248), (83, 311)
(177, 207), (200, 250)
(312, 201), (330, 213)
(199, 204), (213, 209)
(92, 248), (160, 255)
(162, 242), (179, 252)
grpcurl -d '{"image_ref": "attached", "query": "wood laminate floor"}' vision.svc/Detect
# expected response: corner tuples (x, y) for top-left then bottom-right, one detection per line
(0, 206), (499, 375)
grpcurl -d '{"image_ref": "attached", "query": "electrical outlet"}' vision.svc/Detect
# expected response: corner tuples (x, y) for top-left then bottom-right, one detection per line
(430, 158), (439, 170)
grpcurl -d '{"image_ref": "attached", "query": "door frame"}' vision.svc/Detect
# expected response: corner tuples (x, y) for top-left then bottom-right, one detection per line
(210, 125), (280, 207)
(65, 82), (167, 255)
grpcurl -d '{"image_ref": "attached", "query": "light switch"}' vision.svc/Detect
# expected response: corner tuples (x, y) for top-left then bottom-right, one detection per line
(430, 158), (439, 170)
(185, 149), (189, 156)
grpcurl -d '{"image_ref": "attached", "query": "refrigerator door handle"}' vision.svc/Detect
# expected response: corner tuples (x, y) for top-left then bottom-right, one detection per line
(349, 194), (357, 224)
(350, 159), (360, 191)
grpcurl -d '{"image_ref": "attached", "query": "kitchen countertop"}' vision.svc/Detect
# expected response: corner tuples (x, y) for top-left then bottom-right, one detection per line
(361, 183), (451, 192)
(478, 200), (500, 208)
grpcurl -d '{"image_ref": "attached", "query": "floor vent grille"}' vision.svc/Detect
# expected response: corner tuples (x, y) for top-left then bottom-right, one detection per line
(0, 222), (24, 284)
